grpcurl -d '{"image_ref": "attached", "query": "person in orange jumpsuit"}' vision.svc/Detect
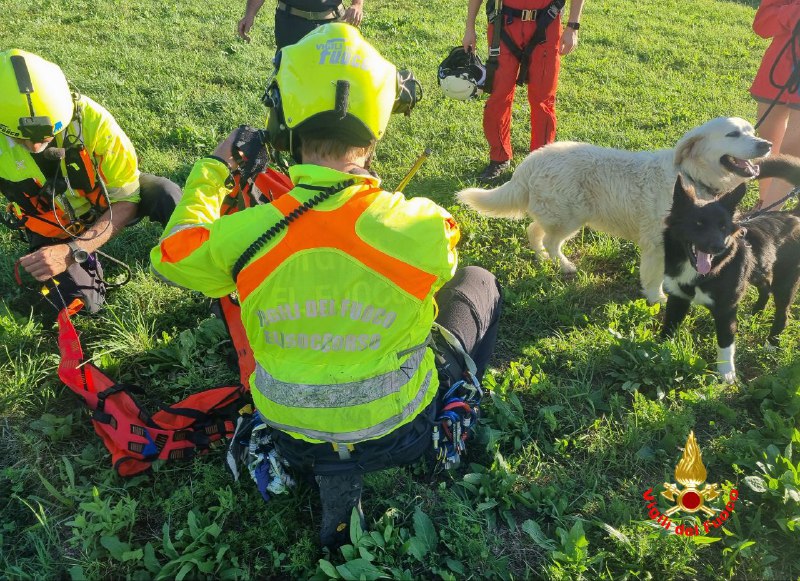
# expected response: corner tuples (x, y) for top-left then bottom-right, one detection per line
(751, 0), (800, 209)
(463, 0), (585, 181)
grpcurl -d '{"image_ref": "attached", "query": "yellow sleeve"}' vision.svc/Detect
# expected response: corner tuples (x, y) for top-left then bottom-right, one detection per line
(149, 157), (238, 297)
(79, 96), (141, 204)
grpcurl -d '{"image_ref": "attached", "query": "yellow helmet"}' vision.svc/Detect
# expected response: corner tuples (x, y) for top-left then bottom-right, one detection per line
(263, 23), (421, 153)
(0, 49), (74, 141)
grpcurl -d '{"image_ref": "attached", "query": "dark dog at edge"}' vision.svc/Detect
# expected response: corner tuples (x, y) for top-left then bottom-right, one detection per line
(661, 154), (800, 383)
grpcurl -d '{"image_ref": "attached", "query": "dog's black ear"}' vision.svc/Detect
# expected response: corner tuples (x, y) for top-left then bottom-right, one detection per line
(718, 183), (747, 214)
(672, 175), (696, 210)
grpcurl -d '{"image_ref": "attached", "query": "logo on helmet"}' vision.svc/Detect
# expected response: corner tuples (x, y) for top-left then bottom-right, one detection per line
(0, 122), (21, 138)
(316, 38), (371, 70)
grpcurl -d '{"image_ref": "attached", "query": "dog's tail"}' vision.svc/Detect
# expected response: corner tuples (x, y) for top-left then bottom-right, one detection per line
(757, 154), (800, 186)
(756, 154), (800, 216)
(456, 179), (530, 219)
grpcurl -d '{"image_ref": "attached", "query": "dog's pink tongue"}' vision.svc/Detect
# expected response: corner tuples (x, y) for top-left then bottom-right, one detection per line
(733, 157), (758, 176)
(696, 251), (712, 275)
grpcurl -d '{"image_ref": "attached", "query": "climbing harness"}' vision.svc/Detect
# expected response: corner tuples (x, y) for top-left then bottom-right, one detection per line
(483, 0), (566, 93)
(50, 274), (255, 476)
(226, 410), (296, 500)
(430, 324), (484, 472)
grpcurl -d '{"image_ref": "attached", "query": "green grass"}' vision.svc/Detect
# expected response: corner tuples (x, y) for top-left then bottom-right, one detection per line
(2, 0), (799, 578)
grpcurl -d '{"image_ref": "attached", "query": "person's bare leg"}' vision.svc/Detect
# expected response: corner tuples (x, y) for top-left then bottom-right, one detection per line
(755, 101), (789, 204)
(762, 107), (800, 209)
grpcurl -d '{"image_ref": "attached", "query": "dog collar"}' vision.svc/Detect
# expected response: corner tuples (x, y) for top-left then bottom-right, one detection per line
(682, 170), (720, 197)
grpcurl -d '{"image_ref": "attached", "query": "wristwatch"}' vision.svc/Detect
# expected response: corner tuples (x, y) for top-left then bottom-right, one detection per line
(67, 241), (90, 264)
(566, 21), (581, 30)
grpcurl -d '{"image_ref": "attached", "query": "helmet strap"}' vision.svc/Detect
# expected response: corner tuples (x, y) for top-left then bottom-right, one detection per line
(289, 129), (303, 164)
(334, 80), (350, 119)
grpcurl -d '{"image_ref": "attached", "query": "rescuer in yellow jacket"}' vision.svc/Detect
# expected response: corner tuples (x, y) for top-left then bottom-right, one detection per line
(151, 23), (502, 548)
(0, 49), (181, 318)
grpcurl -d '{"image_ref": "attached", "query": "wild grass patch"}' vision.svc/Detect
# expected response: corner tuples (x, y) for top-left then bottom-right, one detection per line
(2, 0), (799, 577)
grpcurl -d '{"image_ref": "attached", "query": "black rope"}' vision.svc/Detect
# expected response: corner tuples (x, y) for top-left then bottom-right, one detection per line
(230, 180), (356, 281)
(755, 19), (800, 130)
(95, 250), (132, 288)
(740, 185), (800, 223)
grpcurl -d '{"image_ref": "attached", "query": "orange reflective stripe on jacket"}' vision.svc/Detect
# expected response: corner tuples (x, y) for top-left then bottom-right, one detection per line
(236, 186), (439, 302)
(158, 226), (211, 264)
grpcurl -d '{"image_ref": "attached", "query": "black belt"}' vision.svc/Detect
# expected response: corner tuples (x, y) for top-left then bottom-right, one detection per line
(501, 6), (539, 21)
(276, 1), (345, 21)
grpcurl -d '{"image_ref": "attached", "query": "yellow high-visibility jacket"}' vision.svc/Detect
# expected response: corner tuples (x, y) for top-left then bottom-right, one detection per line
(0, 95), (140, 238)
(151, 158), (459, 444)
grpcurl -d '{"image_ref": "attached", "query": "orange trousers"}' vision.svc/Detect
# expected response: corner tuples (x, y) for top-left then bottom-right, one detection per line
(484, 14), (562, 162)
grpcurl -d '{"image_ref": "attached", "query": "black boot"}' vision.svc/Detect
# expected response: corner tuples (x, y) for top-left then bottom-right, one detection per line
(478, 160), (511, 183)
(317, 472), (365, 550)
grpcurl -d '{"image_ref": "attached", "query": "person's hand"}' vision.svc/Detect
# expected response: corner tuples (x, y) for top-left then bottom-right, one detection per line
(462, 27), (477, 53)
(559, 27), (578, 55)
(19, 244), (72, 282)
(212, 129), (245, 172)
(237, 15), (255, 41)
(342, 0), (363, 26)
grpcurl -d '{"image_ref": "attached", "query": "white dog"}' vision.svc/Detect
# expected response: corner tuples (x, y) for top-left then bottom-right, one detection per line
(457, 117), (772, 303)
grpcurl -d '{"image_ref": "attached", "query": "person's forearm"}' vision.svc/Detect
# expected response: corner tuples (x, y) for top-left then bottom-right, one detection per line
(466, 0), (483, 28)
(74, 201), (138, 254)
(567, 0), (585, 24)
(245, 0), (266, 17)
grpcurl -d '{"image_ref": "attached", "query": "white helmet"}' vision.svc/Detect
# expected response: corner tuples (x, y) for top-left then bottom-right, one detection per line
(437, 47), (486, 101)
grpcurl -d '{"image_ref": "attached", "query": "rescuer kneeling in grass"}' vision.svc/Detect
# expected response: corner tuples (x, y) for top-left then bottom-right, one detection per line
(150, 23), (501, 549)
(0, 49), (181, 319)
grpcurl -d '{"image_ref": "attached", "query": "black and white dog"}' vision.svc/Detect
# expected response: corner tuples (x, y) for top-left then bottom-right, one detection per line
(661, 155), (800, 382)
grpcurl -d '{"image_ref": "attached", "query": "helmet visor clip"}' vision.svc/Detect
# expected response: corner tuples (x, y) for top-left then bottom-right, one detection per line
(18, 116), (55, 142)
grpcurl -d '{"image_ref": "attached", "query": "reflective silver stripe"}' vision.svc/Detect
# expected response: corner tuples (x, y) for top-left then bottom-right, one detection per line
(254, 346), (427, 409)
(106, 181), (140, 203)
(162, 222), (209, 239)
(149, 264), (176, 285)
(148, 264), (196, 291)
(260, 370), (433, 444)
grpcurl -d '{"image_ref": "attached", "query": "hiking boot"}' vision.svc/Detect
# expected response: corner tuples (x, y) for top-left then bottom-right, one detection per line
(317, 473), (365, 550)
(478, 160), (510, 182)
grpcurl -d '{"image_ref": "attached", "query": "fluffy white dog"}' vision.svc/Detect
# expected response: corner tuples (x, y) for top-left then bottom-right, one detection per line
(457, 117), (772, 303)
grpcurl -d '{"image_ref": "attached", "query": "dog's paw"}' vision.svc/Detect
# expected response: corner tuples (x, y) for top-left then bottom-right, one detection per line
(644, 291), (667, 305)
(717, 363), (737, 384)
(531, 249), (550, 261)
(559, 262), (578, 277)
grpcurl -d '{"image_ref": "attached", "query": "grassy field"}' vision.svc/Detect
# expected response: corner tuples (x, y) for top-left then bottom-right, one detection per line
(2, 0), (800, 578)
